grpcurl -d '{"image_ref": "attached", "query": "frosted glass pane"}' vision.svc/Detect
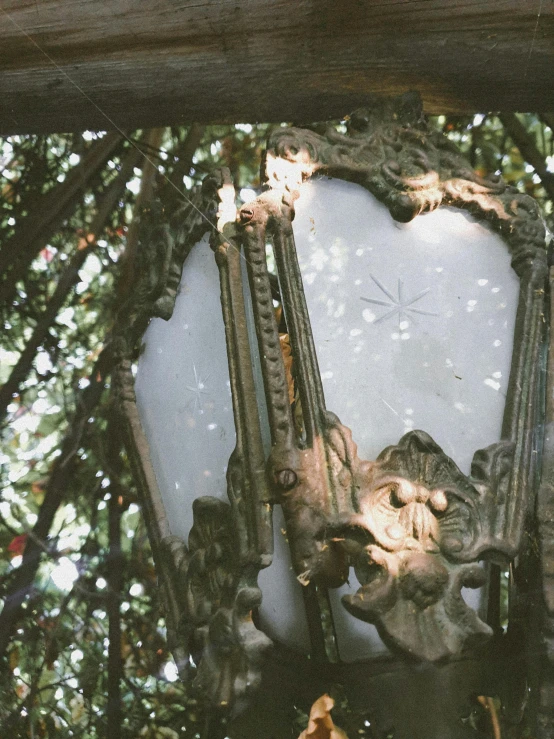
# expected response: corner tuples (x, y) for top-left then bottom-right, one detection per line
(135, 237), (311, 656)
(257, 506), (311, 653)
(291, 179), (514, 662)
(135, 236), (235, 542)
(293, 178), (519, 475)
(328, 576), (390, 661)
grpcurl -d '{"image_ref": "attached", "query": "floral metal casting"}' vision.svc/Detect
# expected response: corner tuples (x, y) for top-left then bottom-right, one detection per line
(163, 496), (271, 710)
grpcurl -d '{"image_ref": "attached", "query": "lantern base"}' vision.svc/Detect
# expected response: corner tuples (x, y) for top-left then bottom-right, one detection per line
(225, 636), (527, 739)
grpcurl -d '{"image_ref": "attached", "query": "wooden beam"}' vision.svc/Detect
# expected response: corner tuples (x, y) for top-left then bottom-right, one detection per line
(0, 0), (553, 134)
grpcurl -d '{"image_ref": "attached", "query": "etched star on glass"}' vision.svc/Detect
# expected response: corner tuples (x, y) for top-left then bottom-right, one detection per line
(361, 275), (438, 326)
(291, 177), (518, 661)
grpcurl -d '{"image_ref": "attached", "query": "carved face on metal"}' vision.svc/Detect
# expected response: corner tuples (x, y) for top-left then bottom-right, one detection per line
(321, 428), (507, 659)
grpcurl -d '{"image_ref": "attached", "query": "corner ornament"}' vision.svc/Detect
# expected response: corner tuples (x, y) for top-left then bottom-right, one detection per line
(277, 423), (514, 662)
(343, 431), (515, 661)
(163, 497), (272, 711)
(264, 91), (546, 278)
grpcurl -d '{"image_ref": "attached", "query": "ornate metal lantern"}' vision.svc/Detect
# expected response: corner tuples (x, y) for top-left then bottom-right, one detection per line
(112, 93), (551, 738)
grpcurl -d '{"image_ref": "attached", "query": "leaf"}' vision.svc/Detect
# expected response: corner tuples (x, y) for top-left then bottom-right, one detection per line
(40, 246), (55, 263)
(7, 533), (28, 556)
(8, 647), (19, 670)
(298, 695), (350, 739)
(31, 478), (48, 495)
(16, 682), (29, 699)
(69, 693), (85, 723)
(280, 333), (295, 405)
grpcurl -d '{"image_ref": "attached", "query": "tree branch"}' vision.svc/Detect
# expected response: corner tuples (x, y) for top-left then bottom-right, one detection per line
(167, 124), (205, 194)
(0, 348), (115, 658)
(0, 132), (124, 310)
(0, 146), (141, 423)
(106, 430), (123, 739)
(0, 123), (206, 659)
(117, 128), (166, 304)
(498, 113), (554, 203)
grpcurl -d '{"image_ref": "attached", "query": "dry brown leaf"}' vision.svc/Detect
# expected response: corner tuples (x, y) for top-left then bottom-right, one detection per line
(298, 695), (350, 739)
(477, 696), (501, 739)
(8, 647), (19, 671)
(280, 333), (295, 405)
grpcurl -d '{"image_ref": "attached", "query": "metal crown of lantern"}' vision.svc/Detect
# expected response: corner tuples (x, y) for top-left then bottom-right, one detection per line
(111, 92), (551, 738)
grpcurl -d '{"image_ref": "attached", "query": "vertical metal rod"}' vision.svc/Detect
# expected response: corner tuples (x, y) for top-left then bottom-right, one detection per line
(539, 263), (554, 560)
(272, 224), (326, 445)
(269, 212), (340, 662)
(270, 209), (343, 525)
(240, 201), (340, 663)
(537, 263), (554, 730)
(217, 246), (249, 557)
(301, 584), (339, 663)
(485, 563), (502, 633)
(504, 273), (545, 542)
(114, 362), (187, 670)
(216, 230), (273, 561)
(107, 482), (123, 739)
(242, 222), (295, 449)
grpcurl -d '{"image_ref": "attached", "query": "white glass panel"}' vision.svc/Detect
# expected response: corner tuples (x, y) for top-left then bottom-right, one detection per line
(293, 178), (519, 475)
(135, 236), (311, 653)
(135, 235), (235, 542)
(257, 506), (311, 653)
(328, 577), (390, 661)
(292, 178), (518, 662)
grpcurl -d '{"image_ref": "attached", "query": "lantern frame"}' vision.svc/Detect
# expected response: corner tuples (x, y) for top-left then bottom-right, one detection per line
(111, 92), (549, 731)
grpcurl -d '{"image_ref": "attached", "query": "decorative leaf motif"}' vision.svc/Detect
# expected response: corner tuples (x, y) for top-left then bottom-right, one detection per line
(162, 496), (271, 712)
(266, 91), (547, 275)
(471, 440), (514, 504)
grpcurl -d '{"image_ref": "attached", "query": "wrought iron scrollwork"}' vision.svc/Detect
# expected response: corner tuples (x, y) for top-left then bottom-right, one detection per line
(338, 429), (515, 660)
(162, 496), (271, 710)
